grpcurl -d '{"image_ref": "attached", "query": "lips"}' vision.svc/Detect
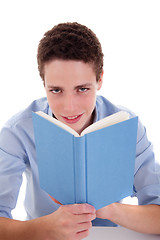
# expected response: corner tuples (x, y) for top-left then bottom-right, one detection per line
(62, 114), (83, 124)
(66, 115), (79, 120)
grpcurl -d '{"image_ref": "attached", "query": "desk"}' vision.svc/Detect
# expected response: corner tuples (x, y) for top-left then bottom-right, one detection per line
(85, 227), (160, 239)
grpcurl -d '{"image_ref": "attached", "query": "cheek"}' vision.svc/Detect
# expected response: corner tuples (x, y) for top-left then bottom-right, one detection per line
(46, 94), (61, 112)
(82, 94), (96, 112)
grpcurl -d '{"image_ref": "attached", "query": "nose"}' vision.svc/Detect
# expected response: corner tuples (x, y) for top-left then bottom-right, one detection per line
(63, 94), (77, 113)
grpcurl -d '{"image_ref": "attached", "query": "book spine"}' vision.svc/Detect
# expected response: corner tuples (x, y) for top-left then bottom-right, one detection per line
(73, 136), (86, 204)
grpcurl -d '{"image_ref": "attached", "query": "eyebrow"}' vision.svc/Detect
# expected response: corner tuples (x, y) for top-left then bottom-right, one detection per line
(46, 83), (93, 90)
(74, 83), (93, 89)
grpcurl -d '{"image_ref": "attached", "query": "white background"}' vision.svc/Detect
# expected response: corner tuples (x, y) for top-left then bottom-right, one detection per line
(0, 0), (160, 220)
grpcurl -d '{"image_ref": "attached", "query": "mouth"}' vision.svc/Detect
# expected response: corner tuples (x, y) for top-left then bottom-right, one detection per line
(62, 113), (83, 124)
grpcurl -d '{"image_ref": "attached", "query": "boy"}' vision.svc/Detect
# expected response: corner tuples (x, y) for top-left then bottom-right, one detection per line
(0, 22), (160, 239)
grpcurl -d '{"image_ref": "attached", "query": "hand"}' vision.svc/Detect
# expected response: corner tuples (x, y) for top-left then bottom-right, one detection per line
(0, 204), (96, 240)
(96, 203), (160, 234)
(96, 203), (115, 219)
(40, 203), (96, 240)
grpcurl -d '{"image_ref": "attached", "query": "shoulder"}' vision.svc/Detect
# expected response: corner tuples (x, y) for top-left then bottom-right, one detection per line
(96, 95), (136, 118)
(96, 95), (144, 143)
(4, 97), (49, 128)
(0, 98), (49, 155)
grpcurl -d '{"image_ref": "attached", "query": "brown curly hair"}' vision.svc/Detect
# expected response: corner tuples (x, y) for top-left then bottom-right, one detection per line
(37, 22), (104, 82)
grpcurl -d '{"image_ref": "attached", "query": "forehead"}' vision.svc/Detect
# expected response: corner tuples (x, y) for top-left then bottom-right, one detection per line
(44, 59), (96, 85)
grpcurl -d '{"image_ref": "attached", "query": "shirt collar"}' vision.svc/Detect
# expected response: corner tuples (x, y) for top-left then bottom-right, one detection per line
(47, 105), (53, 117)
(92, 107), (98, 123)
(93, 99), (99, 123)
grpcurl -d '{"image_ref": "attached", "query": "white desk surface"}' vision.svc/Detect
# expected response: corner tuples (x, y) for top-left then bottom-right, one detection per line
(85, 227), (160, 240)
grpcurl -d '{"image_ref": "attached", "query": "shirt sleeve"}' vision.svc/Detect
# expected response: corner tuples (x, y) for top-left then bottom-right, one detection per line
(0, 124), (26, 218)
(133, 119), (160, 205)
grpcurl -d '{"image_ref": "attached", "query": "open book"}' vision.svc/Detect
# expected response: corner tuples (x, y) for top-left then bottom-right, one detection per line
(34, 110), (130, 136)
(32, 111), (138, 210)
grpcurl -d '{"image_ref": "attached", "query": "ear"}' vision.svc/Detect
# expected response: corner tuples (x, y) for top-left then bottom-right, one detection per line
(97, 71), (104, 90)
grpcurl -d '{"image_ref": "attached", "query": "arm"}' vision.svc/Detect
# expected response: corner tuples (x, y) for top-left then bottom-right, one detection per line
(96, 117), (160, 234)
(96, 203), (160, 234)
(0, 203), (96, 240)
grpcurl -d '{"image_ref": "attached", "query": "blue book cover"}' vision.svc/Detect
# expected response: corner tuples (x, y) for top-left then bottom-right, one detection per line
(32, 111), (138, 210)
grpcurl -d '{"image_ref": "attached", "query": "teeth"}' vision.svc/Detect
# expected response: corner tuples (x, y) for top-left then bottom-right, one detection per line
(66, 116), (78, 119)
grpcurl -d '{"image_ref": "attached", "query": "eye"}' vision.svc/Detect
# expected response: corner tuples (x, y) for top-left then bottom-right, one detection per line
(78, 87), (89, 93)
(51, 88), (62, 94)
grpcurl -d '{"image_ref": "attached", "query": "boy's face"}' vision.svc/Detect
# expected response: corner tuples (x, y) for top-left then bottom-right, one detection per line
(44, 60), (103, 134)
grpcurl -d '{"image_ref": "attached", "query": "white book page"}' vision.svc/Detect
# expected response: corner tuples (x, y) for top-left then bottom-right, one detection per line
(35, 111), (129, 137)
(35, 111), (79, 137)
(81, 111), (129, 136)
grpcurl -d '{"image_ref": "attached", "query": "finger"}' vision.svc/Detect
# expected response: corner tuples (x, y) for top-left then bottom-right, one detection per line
(76, 229), (90, 240)
(77, 221), (92, 232)
(66, 203), (96, 215)
(75, 212), (96, 224)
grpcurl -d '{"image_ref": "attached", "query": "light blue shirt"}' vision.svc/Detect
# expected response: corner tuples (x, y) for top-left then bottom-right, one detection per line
(0, 96), (160, 226)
